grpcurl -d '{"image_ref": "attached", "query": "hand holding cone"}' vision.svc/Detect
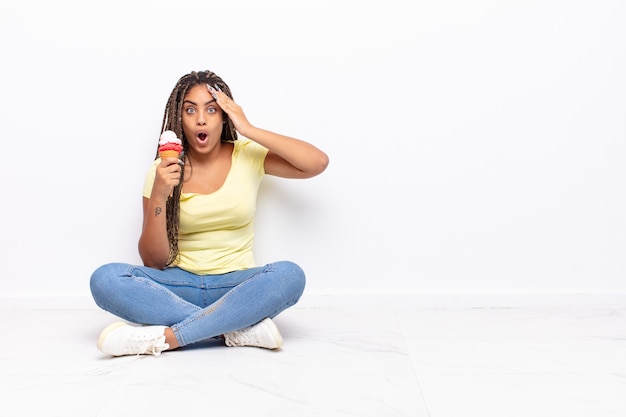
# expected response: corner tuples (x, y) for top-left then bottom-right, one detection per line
(158, 130), (183, 198)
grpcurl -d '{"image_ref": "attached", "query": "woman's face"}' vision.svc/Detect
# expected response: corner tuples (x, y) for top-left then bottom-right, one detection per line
(181, 84), (224, 157)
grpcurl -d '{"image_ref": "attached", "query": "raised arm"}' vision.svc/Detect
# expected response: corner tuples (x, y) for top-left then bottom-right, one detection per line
(208, 85), (329, 179)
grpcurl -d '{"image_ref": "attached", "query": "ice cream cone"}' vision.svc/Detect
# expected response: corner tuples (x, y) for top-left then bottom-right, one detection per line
(159, 150), (180, 159)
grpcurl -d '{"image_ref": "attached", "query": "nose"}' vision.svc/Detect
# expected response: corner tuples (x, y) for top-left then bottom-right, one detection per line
(196, 111), (207, 126)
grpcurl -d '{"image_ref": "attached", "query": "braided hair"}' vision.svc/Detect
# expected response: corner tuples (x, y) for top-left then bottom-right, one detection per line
(156, 70), (238, 265)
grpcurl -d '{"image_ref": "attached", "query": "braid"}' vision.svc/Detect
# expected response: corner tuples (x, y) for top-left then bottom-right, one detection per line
(155, 70), (238, 266)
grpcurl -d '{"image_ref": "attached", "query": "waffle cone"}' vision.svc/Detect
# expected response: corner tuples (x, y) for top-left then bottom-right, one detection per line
(159, 150), (180, 159)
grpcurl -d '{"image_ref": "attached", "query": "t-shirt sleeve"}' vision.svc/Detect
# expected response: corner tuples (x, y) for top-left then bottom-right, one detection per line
(142, 159), (160, 198)
(240, 139), (269, 175)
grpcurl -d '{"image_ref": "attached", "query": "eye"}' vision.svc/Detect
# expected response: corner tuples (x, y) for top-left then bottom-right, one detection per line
(185, 107), (196, 114)
(207, 107), (217, 114)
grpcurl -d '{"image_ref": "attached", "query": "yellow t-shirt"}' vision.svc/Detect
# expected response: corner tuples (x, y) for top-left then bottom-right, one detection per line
(143, 139), (269, 274)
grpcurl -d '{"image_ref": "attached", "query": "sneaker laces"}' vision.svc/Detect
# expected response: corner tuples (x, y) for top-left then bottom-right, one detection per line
(225, 327), (259, 346)
(135, 335), (169, 357)
(224, 318), (282, 349)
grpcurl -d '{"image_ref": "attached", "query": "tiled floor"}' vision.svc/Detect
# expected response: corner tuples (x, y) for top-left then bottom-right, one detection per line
(1, 304), (625, 416)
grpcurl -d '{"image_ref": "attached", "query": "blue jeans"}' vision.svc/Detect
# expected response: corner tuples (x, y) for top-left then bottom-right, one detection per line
(89, 261), (305, 347)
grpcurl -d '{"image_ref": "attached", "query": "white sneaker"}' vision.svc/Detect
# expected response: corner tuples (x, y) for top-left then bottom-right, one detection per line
(97, 322), (169, 357)
(224, 318), (284, 350)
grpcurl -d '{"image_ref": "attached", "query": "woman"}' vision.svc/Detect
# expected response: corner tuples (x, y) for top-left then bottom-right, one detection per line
(90, 70), (328, 356)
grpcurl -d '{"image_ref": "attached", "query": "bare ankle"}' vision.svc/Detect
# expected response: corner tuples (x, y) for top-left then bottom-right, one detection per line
(164, 327), (180, 350)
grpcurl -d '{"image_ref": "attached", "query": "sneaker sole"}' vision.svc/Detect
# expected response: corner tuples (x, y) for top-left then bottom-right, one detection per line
(97, 321), (128, 352)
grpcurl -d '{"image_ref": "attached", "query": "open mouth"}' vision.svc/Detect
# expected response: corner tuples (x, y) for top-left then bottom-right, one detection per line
(197, 132), (208, 142)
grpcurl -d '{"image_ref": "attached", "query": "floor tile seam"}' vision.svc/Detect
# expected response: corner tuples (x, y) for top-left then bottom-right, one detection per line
(392, 311), (435, 417)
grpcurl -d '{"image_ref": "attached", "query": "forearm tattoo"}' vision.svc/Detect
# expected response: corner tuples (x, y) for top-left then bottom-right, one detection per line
(155, 207), (162, 217)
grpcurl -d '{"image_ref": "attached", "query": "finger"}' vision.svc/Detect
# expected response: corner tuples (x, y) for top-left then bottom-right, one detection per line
(161, 157), (181, 167)
(207, 84), (219, 100)
(207, 84), (230, 105)
(168, 172), (181, 185)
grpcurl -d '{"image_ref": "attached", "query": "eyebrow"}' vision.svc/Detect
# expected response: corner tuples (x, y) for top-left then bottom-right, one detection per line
(183, 99), (216, 106)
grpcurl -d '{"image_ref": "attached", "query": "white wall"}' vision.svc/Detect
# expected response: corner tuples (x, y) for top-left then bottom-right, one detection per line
(1, 0), (625, 306)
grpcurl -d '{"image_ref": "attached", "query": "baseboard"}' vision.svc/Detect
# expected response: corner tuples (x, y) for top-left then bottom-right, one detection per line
(297, 290), (626, 309)
(2, 290), (626, 310)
